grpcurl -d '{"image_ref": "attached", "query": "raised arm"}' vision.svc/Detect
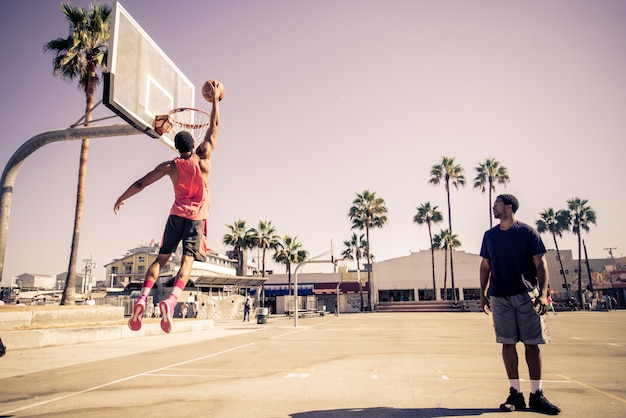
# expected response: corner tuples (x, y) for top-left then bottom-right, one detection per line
(114, 161), (172, 214)
(196, 81), (221, 161)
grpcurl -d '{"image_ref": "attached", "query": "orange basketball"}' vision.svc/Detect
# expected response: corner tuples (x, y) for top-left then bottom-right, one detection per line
(202, 79), (225, 102)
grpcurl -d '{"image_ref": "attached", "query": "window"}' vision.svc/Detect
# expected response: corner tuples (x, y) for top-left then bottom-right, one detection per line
(138, 256), (146, 263)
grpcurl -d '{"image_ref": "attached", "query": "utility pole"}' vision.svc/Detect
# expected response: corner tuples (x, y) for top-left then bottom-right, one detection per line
(82, 254), (97, 295)
(604, 247), (617, 264)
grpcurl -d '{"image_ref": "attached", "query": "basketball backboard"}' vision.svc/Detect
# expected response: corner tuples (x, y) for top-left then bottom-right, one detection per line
(103, 1), (194, 151)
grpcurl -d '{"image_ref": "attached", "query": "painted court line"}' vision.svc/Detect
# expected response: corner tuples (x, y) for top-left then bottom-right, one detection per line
(558, 374), (626, 404)
(0, 342), (256, 416)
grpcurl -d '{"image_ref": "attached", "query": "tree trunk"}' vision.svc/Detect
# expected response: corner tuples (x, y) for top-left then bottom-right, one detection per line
(552, 232), (569, 297)
(488, 177), (493, 228)
(61, 138), (88, 305)
(442, 246), (448, 300)
(62, 72), (95, 305)
(577, 231), (583, 308)
(428, 223), (436, 300)
(365, 224), (372, 311)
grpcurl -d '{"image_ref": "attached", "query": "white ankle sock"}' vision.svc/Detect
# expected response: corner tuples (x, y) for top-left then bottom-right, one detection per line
(509, 379), (521, 392)
(530, 379), (542, 393)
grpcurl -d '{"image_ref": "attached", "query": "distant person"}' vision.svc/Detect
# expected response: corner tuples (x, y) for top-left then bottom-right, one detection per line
(604, 293), (612, 311)
(546, 294), (557, 315)
(181, 302), (189, 318)
(192, 295), (199, 318)
(114, 81), (221, 333)
(480, 194), (561, 415)
(243, 297), (251, 322)
(567, 297), (578, 311)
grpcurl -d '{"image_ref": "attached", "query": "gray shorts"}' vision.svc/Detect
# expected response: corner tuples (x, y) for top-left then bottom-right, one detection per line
(491, 291), (550, 345)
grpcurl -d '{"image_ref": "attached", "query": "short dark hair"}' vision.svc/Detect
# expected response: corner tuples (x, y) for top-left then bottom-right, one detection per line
(174, 131), (194, 153)
(497, 194), (519, 213)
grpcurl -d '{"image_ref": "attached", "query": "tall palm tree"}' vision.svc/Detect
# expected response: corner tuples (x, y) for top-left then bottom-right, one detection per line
(342, 232), (368, 311)
(429, 157), (465, 302)
(223, 219), (255, 276)
(273, 235), (308, 296)
(566, 197), (597, 306)
(536, 208), (572, 296)
(348, 190), (388, 310)
(249, 220), (281, 277)
(44, 3), (111, 305)
(473, 158), (510, 228)
(413, 202), (443, 300)
(433, 229), (461, 301)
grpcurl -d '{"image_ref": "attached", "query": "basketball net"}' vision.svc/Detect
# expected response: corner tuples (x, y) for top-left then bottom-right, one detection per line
(155, 107), (211, 148)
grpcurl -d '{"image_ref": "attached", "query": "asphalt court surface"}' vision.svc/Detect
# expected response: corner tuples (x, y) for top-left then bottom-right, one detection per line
(1, 311), (625, 417)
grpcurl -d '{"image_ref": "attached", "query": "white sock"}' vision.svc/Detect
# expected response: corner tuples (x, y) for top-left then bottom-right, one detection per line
(509, 379), (521, 392)
(530, 379), (542, 394)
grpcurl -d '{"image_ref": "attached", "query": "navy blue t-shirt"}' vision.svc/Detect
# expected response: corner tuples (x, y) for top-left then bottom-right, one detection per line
(480, 220), (546, 297)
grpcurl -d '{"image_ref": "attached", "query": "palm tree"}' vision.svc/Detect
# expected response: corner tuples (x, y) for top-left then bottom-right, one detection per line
(566, 198), (597, 306)
(342, 232), (368, 310)
(413, 202), (443, 300)
(473, 158), (510, 228)
(273, 235), (308, 296)
(536, 208), (572, 297)
(433, 229), (461, 301)
(429, 157), (465, 302)
(348, 190), (388, 310)
(249, 220), (281, 307)
(44, 3), (111, 305)
(249, 220), (281, 277)
(223, 219), (255, 276)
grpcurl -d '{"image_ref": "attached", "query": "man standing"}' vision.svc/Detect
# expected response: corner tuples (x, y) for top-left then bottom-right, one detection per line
(114, 81), (221, 333)
(479, 194), (561, 415)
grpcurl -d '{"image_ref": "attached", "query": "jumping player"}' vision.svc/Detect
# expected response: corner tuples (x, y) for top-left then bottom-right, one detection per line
(114, 81), (221, 333)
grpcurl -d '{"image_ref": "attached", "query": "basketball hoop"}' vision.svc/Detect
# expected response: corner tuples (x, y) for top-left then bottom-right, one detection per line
(155, 107), (211, 147)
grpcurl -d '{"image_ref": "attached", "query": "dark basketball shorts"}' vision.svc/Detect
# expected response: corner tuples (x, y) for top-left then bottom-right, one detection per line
(159, 215), (206, 262)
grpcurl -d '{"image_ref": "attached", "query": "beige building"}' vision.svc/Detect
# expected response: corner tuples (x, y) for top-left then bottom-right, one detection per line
(265, 248), (621, 313)
(15, 273), (55, 290)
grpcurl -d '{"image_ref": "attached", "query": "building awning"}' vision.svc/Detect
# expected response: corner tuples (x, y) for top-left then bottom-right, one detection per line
(313, 282), (365, 294)
(162, 273), (267, 288)
(260, 284), (314, 296)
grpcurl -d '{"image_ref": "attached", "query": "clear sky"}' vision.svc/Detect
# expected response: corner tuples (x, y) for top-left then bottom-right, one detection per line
(1, 0), (624, 285)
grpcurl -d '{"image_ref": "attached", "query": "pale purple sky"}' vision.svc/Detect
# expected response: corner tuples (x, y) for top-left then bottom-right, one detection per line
(1, 0), (624, 284)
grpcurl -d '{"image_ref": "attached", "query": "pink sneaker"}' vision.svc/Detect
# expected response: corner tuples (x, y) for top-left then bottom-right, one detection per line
(128, 295), (147, 331)
(159, 297), (177, 333)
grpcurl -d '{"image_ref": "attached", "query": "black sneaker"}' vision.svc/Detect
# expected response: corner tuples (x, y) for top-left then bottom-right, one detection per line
(0, 338), (6, 357)
(500, 387), (526, 412)
(529, 390), (561, 415)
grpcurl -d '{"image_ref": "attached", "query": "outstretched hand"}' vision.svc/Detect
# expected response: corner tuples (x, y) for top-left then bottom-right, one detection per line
(206, 80), (221, 101)
(113, 199), (125, 214)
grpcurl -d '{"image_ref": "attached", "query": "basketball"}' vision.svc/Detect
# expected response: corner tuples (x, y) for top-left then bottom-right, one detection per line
(202, 80), (225, 102)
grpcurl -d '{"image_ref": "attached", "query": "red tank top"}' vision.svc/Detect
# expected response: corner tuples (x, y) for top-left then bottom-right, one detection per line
(169, 154), (209, 220)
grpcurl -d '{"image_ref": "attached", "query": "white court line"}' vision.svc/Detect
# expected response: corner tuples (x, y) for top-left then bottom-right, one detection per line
(0, 342), (255, 416)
